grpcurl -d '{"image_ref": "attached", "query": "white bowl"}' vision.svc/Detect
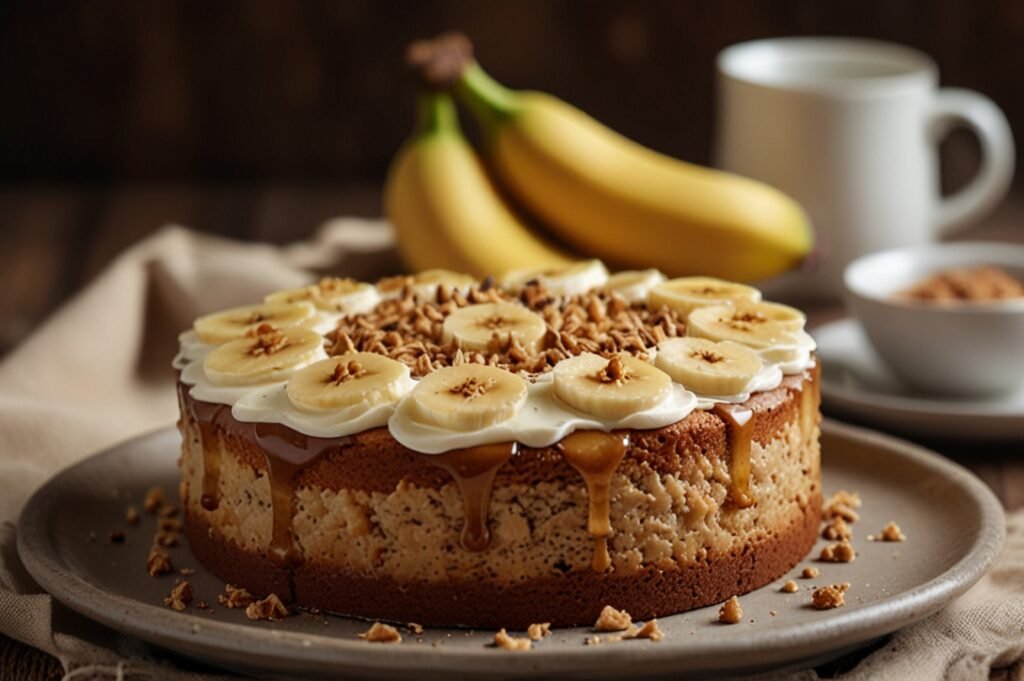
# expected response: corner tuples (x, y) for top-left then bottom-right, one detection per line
(843, 242), (1024, 397)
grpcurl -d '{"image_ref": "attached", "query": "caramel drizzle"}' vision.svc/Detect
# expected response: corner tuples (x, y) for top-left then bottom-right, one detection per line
(253, 423), (350, 567)
(431, 442), (515, 552)
(713, 404), (755, 509)
(559, 431), (630, 573)
(188, 399), (232, 511)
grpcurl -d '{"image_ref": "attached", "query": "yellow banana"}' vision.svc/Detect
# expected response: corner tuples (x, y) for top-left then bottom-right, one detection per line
(452, 61), (814, 282)
(384, 91), (575, 279)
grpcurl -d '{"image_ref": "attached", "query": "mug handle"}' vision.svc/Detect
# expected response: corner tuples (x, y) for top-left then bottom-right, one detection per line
(928, 88), (1015, 235)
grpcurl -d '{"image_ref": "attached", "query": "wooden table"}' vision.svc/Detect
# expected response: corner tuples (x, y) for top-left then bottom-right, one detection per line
(1, 183), (1021, 680)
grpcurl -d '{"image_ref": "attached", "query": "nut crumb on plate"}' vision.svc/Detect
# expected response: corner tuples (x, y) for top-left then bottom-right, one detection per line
(631, 619), (664, 642)
(125, 506), (140, 525)
(594, 605), (632, 632)
(812, 583), (850, 610)
(781, 580), (799, 593)
(820, 542), (856, 563)
(146, 546), (172, 577)
(217, 583), (255, 609)
(822, 517), (852, 542)
(493, 628), (530, 651)
(245, 593), (289, 621)
(143, 486), (165, 514)
(360, 622), (402, 643)
(718, 596), (743, 624)
(801, 566), (819, 579)
(527, 622), (551, 641)
(822, 490), (861, 523)
(163, 580), (192, 611)
(873, 521), (906, 542)
(407, 622), (424, 635)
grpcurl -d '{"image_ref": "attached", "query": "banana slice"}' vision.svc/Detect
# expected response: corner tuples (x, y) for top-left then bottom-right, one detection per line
(442, 302), (547, 353)
(502, 259), (609, 297)
(408, 364), (528, 431)
(204, 325), (326, 386)
(553, 352), (673, 419)
(648, 277), (761, 318)
(193, 302), (317, 345)
(286, 352), (411, 413)
(377, 269), (477, 300)
(687, 303), (800, 349)
(655, 337), (763, 395)
(740, 300), (806, 331)
(266, 277), (380, 315)
(602, 269), (666, 304)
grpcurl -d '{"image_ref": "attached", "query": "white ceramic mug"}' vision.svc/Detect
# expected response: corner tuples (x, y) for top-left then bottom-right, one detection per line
(714, 37), (1015, 299)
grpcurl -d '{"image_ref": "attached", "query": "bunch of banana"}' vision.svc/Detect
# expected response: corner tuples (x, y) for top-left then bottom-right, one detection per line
(384, 91), (575, 279)
(387, 33), (813, 282)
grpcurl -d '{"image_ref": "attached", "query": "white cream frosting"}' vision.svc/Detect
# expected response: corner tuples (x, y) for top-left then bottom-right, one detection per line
(173, 277), (817, 452)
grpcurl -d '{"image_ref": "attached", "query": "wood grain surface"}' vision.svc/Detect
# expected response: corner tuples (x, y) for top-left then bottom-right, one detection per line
(1, 183), (1021, 679)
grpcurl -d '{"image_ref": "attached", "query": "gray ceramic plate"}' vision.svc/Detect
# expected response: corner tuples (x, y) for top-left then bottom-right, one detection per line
(18, 420), (1004, 680)
(814, 318), (1024, 440)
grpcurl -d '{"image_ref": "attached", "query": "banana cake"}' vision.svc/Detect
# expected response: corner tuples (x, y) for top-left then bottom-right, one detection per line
(174, 261), (822, 628)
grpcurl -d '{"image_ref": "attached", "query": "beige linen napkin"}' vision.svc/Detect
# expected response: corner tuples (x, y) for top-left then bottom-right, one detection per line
(0, 224), (1021, 680)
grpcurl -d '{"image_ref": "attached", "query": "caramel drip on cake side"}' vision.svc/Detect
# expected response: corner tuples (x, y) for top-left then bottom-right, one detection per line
(188, 399), (233, 511)
(431, 443), (515, 552)
(559, 431), (630, 573)
(253, 423), (352, 567)
(712, 404), (755, 509)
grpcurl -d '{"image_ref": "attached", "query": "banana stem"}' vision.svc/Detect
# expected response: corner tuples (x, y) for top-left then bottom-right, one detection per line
(455, 63), (520, 134)
(414, 91), (459, 138)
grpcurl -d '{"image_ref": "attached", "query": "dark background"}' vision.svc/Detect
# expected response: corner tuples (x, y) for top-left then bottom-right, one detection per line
(1, 0), (1023, 354)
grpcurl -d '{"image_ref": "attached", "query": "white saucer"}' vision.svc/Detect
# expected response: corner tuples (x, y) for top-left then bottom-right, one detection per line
(813, 318), (1024, 440)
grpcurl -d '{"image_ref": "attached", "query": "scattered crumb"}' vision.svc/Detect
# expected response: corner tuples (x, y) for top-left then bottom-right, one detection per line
(245, 593), (290, 621)
(630, 619), (664, 641)
(159, 517), (183, 533)
(195, 600), (213, 612)
(108, 530), (125, 544)
(781, 580), (799, 593)
(146, 546), (172, 577)
(407, 622), (424, 635)
(143, 487), (165, 514)
(493, 628), (530, 651)
(770, 610), (777, 617)
(822, 517), (852, 542)
(718, 596), (743, 624)
(155, 532), (179, 548)
(872, 521), (906, 542)
(163, 580), (192, 611)
(158, 504), (179, 519)
(179, 567), (195, 576)
(594, 605), (632, 632)
(801, 566), (820, 579)
(359, 622), (402, 643)
(125, 506), (140, 526)
(217, 584), (255, 609)
(527, 622), (551, 641)
(812, 583), (850, 610)
(820, 542), (857, 563)
(822, 490), (861, 523)
(584, 635), (602, 645)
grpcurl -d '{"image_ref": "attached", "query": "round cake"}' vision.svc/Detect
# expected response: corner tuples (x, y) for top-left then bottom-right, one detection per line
(174, 262), (821, 628)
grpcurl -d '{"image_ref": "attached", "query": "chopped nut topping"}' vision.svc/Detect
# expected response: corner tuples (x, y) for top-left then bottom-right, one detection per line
(718, 596), (743, 624)
(450, 376), (496, 400)
(822, 490), (861, 523)
(875, 521), (906, 542)
(163, 580), (192, 611)
(781, 580), (799, 593)
(693, 349), (725, 364)
(143, 487), (165, 514)
(248, 325), (289, 356)
(329, 360), (367, 385)
(820, 542), (856, 563)
(801, 566), (820, 579)
(494, 628), (531, 651)
(812, 583), (850, 610)
(594, 605), (633, 632)
(359, 622), (402, 643)
(822, 516), (852, 542)
(245, 593), (289, 621)
(596, 355), (628, 384)
(631, 619), (664, 641)
(108, 530), (125, 544)
(146, 546), (172, 576)
(125, 506), (140, 525)
(217, 583), (255, 609)
(526, 622), (551, 641)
